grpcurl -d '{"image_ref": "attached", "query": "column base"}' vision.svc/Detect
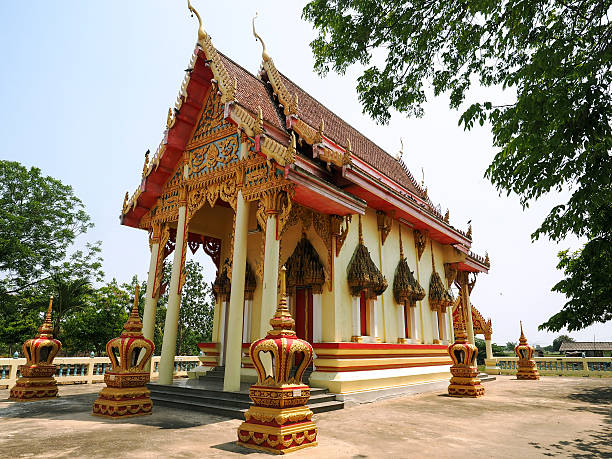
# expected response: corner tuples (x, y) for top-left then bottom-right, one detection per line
(238, 406), (317, 454)
(351, 335), (364, 343)
(92, 386), (153, 418)
(516, 360), (540, 380)
(9, 377), (59, 401)
(448, 366), (485, 398)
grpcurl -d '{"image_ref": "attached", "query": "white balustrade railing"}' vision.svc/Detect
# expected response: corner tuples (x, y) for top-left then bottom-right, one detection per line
(0, 355), (201, 389)
(485, 356), (612, 377)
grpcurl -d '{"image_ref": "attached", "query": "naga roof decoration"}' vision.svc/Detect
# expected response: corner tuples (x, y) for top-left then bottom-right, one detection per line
(347, 215), (388, 298)
(428, 242), (454, 311)
(452, 300), (493, 339)
(393, 225), (425, 306)
(285, 234), (326, 295)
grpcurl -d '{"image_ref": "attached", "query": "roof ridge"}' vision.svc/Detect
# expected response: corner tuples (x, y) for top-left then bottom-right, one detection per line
(276, 69), (425, 199)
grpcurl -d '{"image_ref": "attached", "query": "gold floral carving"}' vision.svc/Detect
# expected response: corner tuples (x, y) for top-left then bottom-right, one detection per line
(413, 229), (428, 261)
(331, 214), (351, 257)
(376, 210), (393, 245)
(153, 224), (170, 298)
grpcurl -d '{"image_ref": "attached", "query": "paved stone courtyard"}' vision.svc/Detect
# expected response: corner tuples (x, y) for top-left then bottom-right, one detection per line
(0, 375), (610, 458)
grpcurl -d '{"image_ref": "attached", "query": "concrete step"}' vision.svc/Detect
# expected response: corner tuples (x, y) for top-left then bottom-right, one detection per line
(478, 372), (497, 383)
(148, 383), (344, 419)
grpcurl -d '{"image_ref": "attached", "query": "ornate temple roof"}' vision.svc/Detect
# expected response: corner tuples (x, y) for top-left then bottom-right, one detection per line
(277, 73), (425, 198)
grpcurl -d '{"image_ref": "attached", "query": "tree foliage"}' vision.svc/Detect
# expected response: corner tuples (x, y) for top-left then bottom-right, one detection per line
(0, 161), (93, 292)
(303, 0), (612, 331)
(552, 334), (575, 352)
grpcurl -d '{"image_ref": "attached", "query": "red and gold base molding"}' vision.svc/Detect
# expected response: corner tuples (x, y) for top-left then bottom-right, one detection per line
(448, 367), (485, 398)
(92, 386), (153, 419)
(238, 406), (317, 454)
(516, 361), (540, 380)
(9, 377), (58, 401)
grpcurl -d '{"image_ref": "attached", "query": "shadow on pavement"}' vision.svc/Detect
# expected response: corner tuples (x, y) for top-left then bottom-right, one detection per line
(211, 441), (261, 455)
(0, 391), (229, 429)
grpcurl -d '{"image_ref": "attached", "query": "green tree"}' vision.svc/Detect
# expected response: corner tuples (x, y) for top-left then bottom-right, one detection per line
(0, 161), (93, 292)
(474, 338), (486, 365)
(491, 342), (506, 357)
(505, 341), (517, 351)
(63, 280), (129, 355)
(303, 0), (612, 331)
(177, 260), (214, 355)
(552, 334), (575, 353)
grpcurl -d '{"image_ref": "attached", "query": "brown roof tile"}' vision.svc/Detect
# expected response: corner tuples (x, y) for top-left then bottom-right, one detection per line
(278, 73), (425, 198)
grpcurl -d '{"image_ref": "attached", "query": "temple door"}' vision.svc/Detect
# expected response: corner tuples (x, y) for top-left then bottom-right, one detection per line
(360, 291), (368, 336)
(294, 288), (314, 342)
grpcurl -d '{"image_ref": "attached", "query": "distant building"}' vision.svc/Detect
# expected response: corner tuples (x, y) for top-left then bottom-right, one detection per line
(559, 342), (612, 357)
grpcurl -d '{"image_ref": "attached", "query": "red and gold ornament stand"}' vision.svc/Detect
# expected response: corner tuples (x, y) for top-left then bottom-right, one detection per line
(447, 303), (485, 397)
(237, 267), (317, 454)
(9, 297), (62, 401)
(514, 321), (540, 380)
(92, 285), (155, 418)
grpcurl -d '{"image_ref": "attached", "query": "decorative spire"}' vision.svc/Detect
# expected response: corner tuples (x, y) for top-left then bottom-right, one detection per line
(484, 251), (490, 265)
(123, 285), (144, 334)
(454, 300), (468, 343)
(122, 191), (129, 212)
(268, 266), (295, 335)
(519, 320), (527, 345)
(37, 296), (55, 338)
(166, 107), (175, 130)
(444, 209), (449, 223)
(187, 0), (208, 42)
(466, 223), (472, 239)
(252, 12), (271, 62)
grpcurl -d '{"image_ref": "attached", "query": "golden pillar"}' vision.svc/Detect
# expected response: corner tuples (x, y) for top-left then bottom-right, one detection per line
(9, 297), (62, 401)
(514, 321), (540, 380)
(447, 303), (484, 398)
(92, 285), (155, 418)
(237, 267), (317, 454)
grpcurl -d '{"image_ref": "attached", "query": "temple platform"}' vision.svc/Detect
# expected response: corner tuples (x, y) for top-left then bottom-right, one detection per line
(148, 367), (344, 419)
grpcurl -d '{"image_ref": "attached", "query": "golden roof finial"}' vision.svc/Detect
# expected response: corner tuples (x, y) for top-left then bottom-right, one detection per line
(485, 251), (490, 265)
(123, 191), (129, 212)
(421, 166), (425, 188)
(252, 12), (271, 62)
(466, 223), (472, 239)
(358, 214), (364, 245)
(187, 0), (208, 43)
(396, 137), (404, 160)
(444, 209), (450, 223)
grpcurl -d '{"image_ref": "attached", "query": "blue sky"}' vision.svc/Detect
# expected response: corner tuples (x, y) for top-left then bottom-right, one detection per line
(1, 1), (609, 345)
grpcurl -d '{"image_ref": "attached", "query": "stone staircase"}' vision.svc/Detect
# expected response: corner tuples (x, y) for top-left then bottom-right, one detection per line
(148, 366), (344, 419)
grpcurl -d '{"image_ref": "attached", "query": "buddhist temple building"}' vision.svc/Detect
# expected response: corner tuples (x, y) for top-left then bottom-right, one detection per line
(120, 3), (491, 396)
